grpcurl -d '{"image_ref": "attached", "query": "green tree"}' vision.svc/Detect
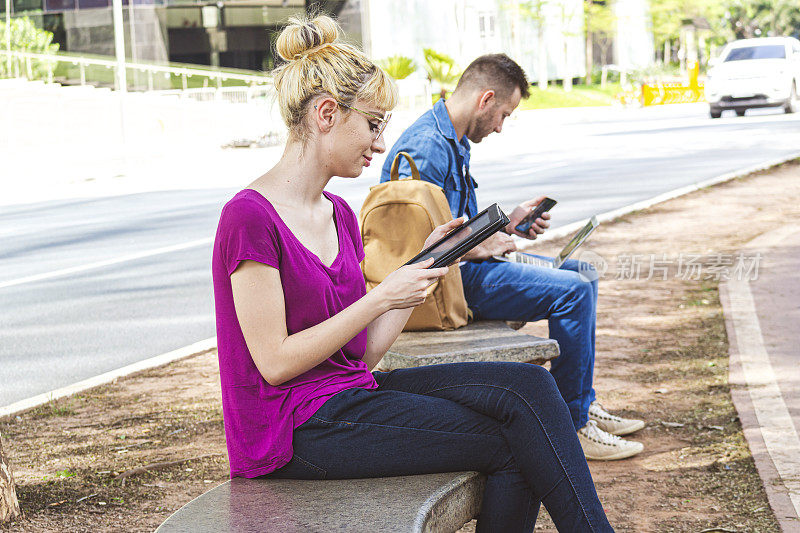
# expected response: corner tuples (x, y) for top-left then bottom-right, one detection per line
(723, 0), (800, 39)
(649, 0), (727, 64)
(376, 55), (417, 80)
(0, 16), (60, 79)
(557, 0), (582, 91)
(422, 48), (461, 100)
(518, 0), (551, 89)
(584, 0), (616, 80)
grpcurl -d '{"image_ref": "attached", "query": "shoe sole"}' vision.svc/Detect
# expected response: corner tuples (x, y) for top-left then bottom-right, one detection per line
(584, 444), (644, 461)
(592, 419), (646, 437)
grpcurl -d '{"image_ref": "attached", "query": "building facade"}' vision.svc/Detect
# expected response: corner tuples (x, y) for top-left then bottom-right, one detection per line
(1, 0), (309, 70)
(2, 0), (651, 77)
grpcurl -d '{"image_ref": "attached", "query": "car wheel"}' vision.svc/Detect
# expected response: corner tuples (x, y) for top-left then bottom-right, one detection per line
(710, 108), (722, 119)
(735, 109), (747, 117)
(784, 82), (798, 114)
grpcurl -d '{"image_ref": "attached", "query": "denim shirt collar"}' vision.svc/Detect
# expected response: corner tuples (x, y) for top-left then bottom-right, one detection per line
(432, 99), (471, 160)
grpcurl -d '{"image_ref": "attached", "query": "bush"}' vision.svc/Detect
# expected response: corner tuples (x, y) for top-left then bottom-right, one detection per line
(422, 48), (461, 98)
(627, 63), (682, 85)
(590, 66), (619, 85)
(0, 16), (60, 80)
(376, 55), (417, 80)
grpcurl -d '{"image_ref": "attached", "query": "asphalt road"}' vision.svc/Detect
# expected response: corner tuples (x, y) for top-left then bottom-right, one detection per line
(2, 103), (800, 406)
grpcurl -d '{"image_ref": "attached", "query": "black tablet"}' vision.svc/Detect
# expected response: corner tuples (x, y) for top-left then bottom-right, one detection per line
(405, 204), (510, 268)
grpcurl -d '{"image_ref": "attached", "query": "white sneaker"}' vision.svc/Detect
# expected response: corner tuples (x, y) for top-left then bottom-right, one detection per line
(578, 420), (644, 461)
(588, 401), (645, 436)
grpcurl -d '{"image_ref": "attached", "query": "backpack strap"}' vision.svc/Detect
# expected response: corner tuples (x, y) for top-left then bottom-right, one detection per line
(389, 151), (421, 181)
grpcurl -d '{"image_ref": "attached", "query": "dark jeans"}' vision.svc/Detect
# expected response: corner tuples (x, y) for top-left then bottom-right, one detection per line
(268, 362), (613, 532)
(460, 258), (599, 430)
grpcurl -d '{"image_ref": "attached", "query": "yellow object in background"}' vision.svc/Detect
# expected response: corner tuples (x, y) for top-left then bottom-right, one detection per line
(641, 61), (704, 106)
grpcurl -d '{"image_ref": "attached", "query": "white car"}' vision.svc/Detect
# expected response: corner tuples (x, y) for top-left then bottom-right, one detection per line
(705, 37), (800, 118)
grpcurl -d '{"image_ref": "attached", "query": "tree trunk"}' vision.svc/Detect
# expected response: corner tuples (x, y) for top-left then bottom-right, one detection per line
(538, 28), (549, 89)
(0, 433), (20, 523)
(586, 30), (593, 84)
(585, 0), (593, 84)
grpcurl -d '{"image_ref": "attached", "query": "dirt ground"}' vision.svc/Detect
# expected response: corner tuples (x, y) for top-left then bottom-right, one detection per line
(3, 161), (800, 532)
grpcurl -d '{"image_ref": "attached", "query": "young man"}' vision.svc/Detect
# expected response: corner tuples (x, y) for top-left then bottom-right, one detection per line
(381, 54), (644, 460)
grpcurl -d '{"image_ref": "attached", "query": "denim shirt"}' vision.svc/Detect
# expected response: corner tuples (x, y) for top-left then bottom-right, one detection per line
(380, 99), (479, 219)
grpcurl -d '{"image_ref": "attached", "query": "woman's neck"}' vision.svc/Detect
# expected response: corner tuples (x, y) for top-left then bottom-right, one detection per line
(253, 139), (332, 208)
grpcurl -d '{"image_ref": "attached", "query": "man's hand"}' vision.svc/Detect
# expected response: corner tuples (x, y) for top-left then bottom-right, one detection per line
(462, 232), (516, 261)
(506, 196), (551, 239)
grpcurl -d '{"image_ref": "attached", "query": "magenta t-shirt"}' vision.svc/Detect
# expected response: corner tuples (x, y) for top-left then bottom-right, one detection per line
(212, 188), (378, 478)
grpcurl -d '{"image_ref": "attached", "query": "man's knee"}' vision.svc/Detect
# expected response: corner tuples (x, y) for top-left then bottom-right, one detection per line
(563, 275), (593, 307)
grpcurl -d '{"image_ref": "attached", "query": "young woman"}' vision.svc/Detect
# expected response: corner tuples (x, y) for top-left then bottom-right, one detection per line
(211, 14), (614, 532)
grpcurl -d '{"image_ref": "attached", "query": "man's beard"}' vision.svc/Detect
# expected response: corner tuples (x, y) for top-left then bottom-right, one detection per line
(468, 114), (495, 143)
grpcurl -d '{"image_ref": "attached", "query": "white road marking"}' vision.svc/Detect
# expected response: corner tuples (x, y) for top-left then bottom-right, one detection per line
(0, 237), (214, 290)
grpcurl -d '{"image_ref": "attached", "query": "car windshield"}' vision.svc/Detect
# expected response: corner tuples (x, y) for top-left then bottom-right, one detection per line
(724, 45), (786, 61)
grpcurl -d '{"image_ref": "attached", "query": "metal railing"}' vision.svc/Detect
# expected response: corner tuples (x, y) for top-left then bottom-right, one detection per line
(0, 50), (272, 92)
(156, 86), (277, 104)
(0, 50), (434, 114)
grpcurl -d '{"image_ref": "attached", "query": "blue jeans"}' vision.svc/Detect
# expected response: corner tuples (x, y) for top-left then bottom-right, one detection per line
(269, 362), (613, 532)
(460, 258), (598, 430)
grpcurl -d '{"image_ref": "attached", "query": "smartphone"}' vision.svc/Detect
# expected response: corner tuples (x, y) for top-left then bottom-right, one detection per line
(515, 197), (557, 234)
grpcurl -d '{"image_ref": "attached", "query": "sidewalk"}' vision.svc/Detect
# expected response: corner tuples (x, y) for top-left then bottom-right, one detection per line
(722, 226), (800, 532)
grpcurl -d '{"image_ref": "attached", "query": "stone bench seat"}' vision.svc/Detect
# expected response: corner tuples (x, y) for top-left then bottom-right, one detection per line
(156, 472), (486, 533)
(377, 320), (560, 370)
(158, 321), (558, 532)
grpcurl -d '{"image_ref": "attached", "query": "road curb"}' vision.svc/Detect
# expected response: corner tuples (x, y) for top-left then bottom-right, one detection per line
(0, 337), (217, 420)
(517, 151), (800, 251)
(721, 227), (800, 531)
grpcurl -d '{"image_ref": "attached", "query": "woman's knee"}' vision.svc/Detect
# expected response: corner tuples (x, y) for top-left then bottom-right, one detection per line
(488, 362), (559, 395)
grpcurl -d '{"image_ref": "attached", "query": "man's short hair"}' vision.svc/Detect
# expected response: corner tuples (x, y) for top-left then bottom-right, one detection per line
(454, 53), (530, 100)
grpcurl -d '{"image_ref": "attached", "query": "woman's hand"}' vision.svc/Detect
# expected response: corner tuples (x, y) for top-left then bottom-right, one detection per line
(372, 259), (449, 311)
(422, 217), (467, 249)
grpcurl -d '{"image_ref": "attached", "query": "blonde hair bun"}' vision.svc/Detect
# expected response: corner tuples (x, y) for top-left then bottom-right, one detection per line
(276, 15), (341, 62)
(272, 13), (397, 137)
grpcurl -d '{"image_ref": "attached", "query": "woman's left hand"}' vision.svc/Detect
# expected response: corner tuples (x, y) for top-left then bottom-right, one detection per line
(422, 217), (466, 250)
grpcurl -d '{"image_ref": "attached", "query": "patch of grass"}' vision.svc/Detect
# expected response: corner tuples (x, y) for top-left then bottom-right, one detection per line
(26, 398), (78, 419)
(54, 469), (76, 479)
(432, 83), (623, 110)
(518, 83), (622, 110)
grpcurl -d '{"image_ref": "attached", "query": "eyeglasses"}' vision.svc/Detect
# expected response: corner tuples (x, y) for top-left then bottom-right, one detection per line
(339, 102), (391, 140)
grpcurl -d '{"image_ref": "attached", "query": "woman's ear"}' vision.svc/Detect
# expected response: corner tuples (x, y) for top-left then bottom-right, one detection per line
(313, 97), (338, 133)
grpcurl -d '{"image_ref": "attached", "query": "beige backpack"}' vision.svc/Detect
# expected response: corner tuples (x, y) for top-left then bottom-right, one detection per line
(360, 152), (470, 331)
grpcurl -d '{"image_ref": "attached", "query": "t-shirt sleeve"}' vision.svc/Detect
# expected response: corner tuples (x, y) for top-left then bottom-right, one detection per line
(384, 134), (449, 189)
(218, 198), (281, 276)
(336, 196), (365, 263)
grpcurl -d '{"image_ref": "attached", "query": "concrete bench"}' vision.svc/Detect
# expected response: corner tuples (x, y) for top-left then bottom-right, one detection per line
(158, 321), (558, 532)
(156, 472), (485, 533)
(377, 320), (559, 370)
